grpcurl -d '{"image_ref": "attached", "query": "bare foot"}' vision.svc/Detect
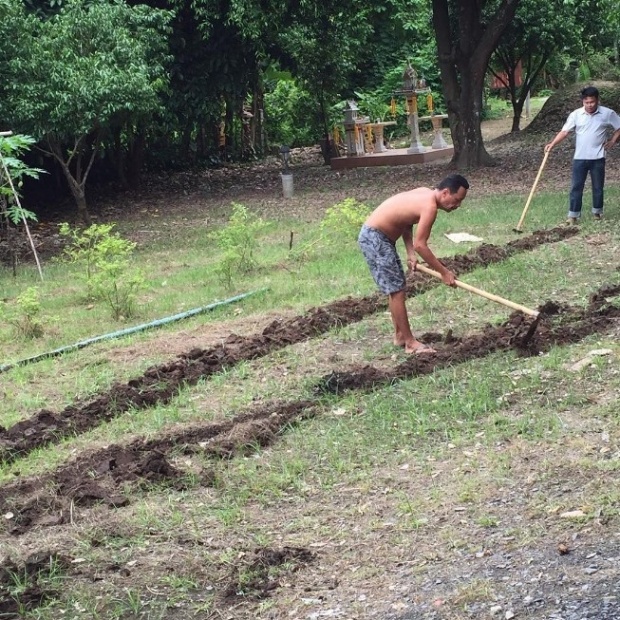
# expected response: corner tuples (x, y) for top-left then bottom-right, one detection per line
(405, 342), (436, 355)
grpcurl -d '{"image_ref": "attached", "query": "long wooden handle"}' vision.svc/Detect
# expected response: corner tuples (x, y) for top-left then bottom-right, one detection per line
(416, 263), (539, 317)
(514, 150), (550, 231)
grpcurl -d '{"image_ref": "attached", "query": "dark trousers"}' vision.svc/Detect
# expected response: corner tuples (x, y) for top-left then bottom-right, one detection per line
(569, 158), (605, 218)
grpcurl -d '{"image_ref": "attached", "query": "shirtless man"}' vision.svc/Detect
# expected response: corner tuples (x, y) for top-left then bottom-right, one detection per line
(358, 174), (469, 354)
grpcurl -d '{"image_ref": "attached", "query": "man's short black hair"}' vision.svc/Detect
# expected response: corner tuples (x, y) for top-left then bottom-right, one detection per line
(436, 174), (469, 193)
(581, 86), (599, 99)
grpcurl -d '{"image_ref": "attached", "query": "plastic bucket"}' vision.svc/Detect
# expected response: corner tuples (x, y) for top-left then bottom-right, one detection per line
(281, 173), (294, 198)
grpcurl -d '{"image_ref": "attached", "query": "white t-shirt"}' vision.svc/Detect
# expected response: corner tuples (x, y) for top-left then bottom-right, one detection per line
(562, 105), (620, 159)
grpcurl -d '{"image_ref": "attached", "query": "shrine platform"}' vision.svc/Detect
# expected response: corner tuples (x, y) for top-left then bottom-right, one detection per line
(330, 146), (453, 170)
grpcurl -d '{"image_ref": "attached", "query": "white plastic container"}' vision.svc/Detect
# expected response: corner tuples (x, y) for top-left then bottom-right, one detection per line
(281, 173), (294, 198)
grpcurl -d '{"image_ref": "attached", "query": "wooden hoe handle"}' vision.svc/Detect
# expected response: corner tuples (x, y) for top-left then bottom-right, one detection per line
(416, 263), (539, 317)
(514, 149), (550, 231)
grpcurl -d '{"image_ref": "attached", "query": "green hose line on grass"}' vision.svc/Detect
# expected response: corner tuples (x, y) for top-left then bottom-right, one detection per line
(0, 288), (267, 374)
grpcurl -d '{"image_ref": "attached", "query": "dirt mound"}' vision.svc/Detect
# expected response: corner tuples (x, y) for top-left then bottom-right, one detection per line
(0, 552), (70, 616)
(525, 80), (620, 135)
(315, 284), (620, 395)
(223, 546), (315, 600)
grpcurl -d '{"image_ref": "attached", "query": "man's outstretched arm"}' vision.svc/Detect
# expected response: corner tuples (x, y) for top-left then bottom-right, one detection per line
(413, 213), (456, 286)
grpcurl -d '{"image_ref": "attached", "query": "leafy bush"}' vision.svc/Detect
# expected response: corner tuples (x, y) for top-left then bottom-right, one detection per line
(583, 51), (620, 81)
(1, 287), (44, 339)
(89, 263), (145, 320)
(264, 79), (318, 148)
(59, 223), (133, 281)
(288, 198), (371, 266)
(59, 223), (144, 319)
(320, 198), (371, 241)
(353, 90), (392, 123)
(208, 204), (268, 289)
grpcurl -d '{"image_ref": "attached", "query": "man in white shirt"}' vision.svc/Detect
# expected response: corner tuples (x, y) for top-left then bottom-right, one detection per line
(545, 86), (620, 223)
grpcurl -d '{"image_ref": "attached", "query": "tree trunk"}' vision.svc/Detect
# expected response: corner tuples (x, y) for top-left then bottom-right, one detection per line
(127, 126), (146, 190)
(432, 0), (521, 168)
(511, 99), (525, 132)
(48, 138), (92, 224)
(74, 188), (90, 225)
(492, 53), (549, 133)
(113, 128), (129, 189)
(449, 74), (494, 167)
(224, 98), (235, 156)
(252, 84), (265, 157)
(180, 121), (193, 162)
(318, 90), (333, 165)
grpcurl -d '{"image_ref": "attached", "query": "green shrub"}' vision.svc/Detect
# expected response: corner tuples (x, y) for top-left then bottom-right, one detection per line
(58, 223), (144, 319)
(59, 223), (133, 281)
(89, 260), (145, 320)
(286, 198), (370, 267)
(583, 51), (620, 81)
(1, 287), (44, 339)
(320, 198), (371, 241)
(264, 79), (318, 148)
(208, 204), (268, 289)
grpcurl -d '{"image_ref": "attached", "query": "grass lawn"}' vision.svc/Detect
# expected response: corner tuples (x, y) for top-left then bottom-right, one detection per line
(1, 145), (620, 619)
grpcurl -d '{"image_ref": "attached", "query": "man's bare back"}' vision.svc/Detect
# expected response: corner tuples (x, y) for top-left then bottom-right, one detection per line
(364, 183), (466, 279)
(358, 174), (469, 355)
(364, 187), (437, 242)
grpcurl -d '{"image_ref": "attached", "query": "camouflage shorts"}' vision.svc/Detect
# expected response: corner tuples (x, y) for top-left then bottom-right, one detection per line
(358, 224), (406, 295)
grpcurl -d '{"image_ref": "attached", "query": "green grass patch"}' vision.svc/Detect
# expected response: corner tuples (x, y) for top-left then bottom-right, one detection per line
(4, 171), (620, 617)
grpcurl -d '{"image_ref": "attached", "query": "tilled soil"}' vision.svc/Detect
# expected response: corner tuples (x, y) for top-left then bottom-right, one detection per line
(3, 225), (620, 619)
(0, 227), (576, 465)
(2, 288), (620, 616)
(2, 277), (619, 542)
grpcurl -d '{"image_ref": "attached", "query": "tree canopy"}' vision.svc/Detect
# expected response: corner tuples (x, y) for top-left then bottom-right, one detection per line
(1, 0), (171, 221)
(1, 0), (619, 214)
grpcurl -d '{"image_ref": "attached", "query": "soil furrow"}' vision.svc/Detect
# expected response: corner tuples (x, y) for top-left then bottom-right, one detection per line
(1, 279), (618, 539)
(0, 227), (577, 464)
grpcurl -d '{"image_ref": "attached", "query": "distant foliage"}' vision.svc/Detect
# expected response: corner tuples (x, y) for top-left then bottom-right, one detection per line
(581, 52), (620, 81)
(1, 0), (171, 221)
(264, 80), (318, 148)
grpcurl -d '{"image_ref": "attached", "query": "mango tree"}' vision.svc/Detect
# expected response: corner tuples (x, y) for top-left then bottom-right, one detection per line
(1, 0), (170, 222)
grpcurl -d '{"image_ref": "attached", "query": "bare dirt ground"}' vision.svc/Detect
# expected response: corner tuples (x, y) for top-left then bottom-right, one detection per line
(3, 96), (620, 619)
